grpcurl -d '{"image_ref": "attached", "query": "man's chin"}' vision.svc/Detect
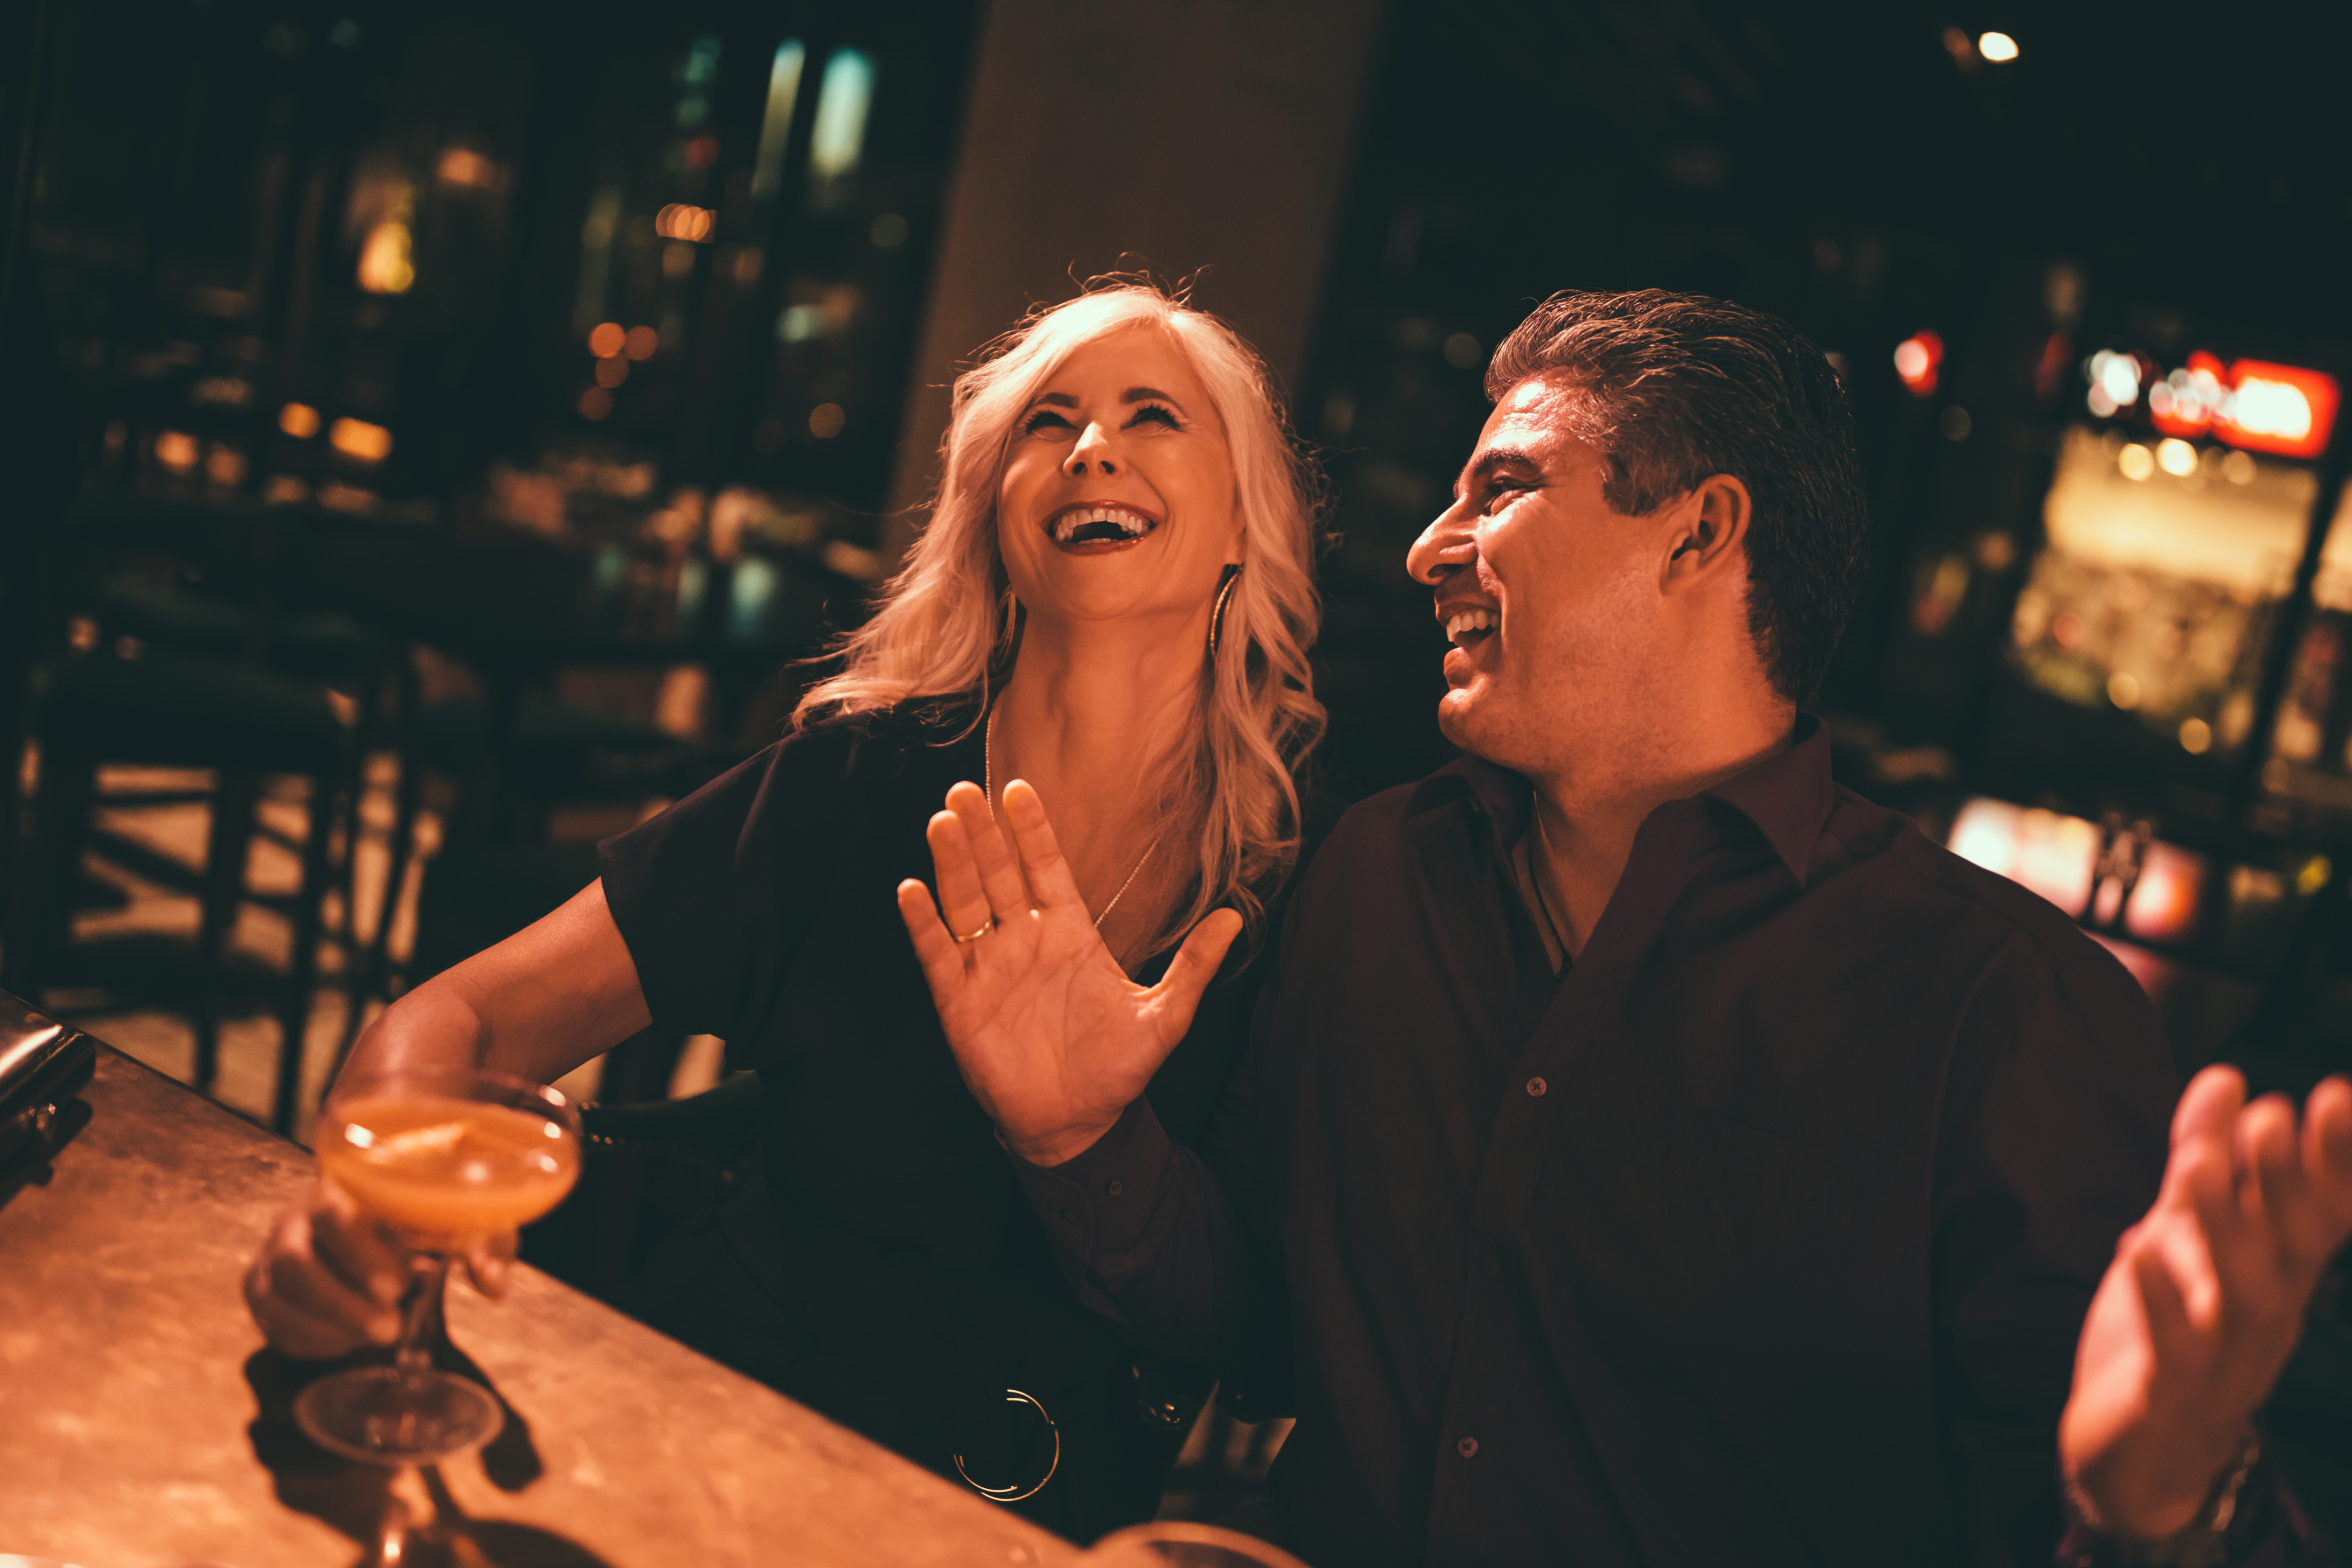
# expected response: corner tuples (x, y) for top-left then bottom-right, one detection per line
(1435, 691), (1483, 752)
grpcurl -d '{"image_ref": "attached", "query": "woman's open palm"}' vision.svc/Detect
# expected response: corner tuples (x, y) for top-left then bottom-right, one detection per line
(897, 779), (1242, 1167)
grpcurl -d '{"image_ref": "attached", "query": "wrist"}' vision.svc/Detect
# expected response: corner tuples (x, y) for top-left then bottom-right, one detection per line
(998, 1117), (1120, 1168)
(2069, 1428), (2264, 1566)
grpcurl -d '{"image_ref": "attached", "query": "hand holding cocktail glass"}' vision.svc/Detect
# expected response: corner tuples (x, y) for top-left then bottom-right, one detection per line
(248, 1066), (580, 1464)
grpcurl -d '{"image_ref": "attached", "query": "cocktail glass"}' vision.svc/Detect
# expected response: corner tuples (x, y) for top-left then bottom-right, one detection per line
(1081, 1522), (1315, 1568)
(292, 1065), (582, 1466)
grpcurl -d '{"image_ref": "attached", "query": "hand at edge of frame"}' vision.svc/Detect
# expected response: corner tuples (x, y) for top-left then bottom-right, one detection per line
(2061, 1065), (2352, 1538)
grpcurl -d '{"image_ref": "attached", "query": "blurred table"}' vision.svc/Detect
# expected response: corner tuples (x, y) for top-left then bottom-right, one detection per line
(0, 1045), (1081, 1568)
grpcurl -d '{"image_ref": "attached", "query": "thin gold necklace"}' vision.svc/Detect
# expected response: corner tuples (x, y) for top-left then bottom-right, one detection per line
(986, 705), (1163, 930)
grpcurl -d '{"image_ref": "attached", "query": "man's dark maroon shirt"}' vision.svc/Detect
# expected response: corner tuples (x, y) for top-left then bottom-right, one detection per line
(1013, 718), (2182, 1566)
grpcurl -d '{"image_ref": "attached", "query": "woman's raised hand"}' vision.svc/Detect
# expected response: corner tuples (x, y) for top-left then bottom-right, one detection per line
(898, 779), (1242, 1167)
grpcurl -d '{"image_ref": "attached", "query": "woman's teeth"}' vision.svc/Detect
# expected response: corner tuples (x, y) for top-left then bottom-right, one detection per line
(1051, 506), (1158, 545)
(1445, 607), (1497, 645)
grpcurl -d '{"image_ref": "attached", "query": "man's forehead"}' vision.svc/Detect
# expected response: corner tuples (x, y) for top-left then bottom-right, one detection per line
(1467, 375), (1594, 469)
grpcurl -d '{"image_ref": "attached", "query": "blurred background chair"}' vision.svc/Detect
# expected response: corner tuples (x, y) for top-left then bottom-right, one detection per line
(8, 646), (358, 1132)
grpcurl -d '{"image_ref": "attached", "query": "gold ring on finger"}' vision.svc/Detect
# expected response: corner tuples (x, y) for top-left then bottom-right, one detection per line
(952, 916), (996, 944)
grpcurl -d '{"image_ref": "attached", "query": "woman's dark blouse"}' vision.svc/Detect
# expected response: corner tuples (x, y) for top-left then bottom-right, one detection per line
(597, 702), (1283, 1537)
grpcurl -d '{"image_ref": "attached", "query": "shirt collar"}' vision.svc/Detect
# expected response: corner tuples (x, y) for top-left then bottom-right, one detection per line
(1697, 712), (1832, 885)
(1405, 713), (1833, 886)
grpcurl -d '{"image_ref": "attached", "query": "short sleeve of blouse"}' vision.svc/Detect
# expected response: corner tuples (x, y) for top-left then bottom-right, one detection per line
(597, 724), (862, 1042)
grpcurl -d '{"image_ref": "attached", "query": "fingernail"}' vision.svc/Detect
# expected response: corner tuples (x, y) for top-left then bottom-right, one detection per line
(372, 1273), (403, 1303)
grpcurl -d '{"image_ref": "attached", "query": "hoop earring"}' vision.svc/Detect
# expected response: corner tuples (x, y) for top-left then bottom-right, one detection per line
(1207, 565), (1241, 660)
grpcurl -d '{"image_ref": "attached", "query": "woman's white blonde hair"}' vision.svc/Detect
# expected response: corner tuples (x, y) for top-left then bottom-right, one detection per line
(794, 278), (1326, 956)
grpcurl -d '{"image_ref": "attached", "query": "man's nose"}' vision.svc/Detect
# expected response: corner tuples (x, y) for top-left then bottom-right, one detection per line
(1407, 500), (1475, 584)
(1063, 421), (1118, 478)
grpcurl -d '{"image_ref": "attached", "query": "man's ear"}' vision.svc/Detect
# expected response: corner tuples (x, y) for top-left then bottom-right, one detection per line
(1661, 474), (1753, 590)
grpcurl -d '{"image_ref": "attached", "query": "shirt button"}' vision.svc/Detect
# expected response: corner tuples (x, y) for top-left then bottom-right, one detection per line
(1457, 1436), (1479, 1459)
(1059, 1207), (1082, 1223)
(1525, 1076), (1548, 1097)
(1106, 1179), (1124, 1196)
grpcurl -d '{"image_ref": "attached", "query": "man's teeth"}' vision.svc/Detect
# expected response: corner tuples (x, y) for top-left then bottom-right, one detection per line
(1444, 608), (1497, 644)
(1051, 506), (1158, 544)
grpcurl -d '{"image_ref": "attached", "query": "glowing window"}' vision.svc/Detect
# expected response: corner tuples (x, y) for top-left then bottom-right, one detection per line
(807, 50), (876, 200)
(328, 418), (394, 464)
(751, 40), (807, 202)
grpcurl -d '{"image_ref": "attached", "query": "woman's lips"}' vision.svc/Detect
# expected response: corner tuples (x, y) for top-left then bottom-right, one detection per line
(1045, 503), (1161, 549)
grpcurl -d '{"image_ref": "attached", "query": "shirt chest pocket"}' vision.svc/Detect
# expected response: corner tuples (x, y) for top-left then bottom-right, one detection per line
(1556, 1095), (1892, 1364)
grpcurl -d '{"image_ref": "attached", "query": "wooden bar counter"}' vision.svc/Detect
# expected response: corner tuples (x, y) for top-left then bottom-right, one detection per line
(0, 1047), (1083, 1568)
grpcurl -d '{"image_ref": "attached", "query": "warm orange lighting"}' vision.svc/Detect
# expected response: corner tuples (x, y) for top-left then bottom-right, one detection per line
(579, 387), (614, 421)
(155, 430), (200, 473)
(1893, 331), (1943, 398)
(204, 444), (247, 487)
(279, 402), (321, 439)
(436, 148), (503, 189)
(328, 417), (394, 464)
(1977, 31), (2018, 61)
(655, 204), (716, 242)
(594, 356), (630, 389)
(357, 221), (415, 294)
(2123, 842), (2206, 943)
(2215, 360), (2338, 460)
(809, 402), (845, 439)
(588, 321), (626, 358)
(624, 325), (659, 361)
(685, 134), (720, 170)
(1948, 797), (2097, 914)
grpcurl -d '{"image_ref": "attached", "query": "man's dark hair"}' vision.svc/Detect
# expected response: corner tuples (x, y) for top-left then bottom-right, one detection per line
(1485, 289), (1870, 705)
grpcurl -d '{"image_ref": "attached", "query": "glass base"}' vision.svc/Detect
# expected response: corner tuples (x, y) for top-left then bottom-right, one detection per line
(294, 1365), (505, 1465)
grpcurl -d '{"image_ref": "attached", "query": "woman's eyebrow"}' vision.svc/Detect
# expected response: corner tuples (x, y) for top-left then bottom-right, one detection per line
(1026, 387), (1184, 411)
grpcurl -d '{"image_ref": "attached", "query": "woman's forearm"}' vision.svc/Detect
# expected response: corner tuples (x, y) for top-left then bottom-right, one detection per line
(337, 879), (654, 1090)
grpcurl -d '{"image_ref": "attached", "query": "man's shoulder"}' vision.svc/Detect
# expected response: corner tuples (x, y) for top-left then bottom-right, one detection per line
(1315, 778), (1446, 854)
(1823, 785), (2134, 981)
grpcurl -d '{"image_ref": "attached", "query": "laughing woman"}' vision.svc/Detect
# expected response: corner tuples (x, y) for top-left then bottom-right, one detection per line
(244, 281), (1327, 1539)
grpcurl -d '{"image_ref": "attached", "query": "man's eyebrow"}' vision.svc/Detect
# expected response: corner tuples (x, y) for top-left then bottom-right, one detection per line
(1453, 445), (1542, 499)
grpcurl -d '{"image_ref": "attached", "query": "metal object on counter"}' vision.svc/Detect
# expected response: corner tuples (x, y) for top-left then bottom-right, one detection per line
(0, 990), (96, 1169)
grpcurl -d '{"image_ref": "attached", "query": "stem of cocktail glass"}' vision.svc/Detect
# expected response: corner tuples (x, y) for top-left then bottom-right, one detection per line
(392, 1252), (453, 1388)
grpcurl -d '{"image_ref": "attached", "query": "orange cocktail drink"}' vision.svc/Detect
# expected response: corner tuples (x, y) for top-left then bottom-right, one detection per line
(319, 1094), (580, 1249)
(293, 1066), (582, 1468)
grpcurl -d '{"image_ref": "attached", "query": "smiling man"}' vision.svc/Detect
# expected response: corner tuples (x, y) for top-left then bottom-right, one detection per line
(904, 290), (2352, 1566)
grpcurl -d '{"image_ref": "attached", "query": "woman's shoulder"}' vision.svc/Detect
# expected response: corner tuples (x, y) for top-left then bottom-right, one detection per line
(780, 694), (984, 788)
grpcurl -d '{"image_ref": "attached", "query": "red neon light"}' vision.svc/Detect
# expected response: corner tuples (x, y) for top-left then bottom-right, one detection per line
(2215, 359), (2339, 460)
(2148, 350), (2224, 438)
(1893, 331), (1943, 398)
